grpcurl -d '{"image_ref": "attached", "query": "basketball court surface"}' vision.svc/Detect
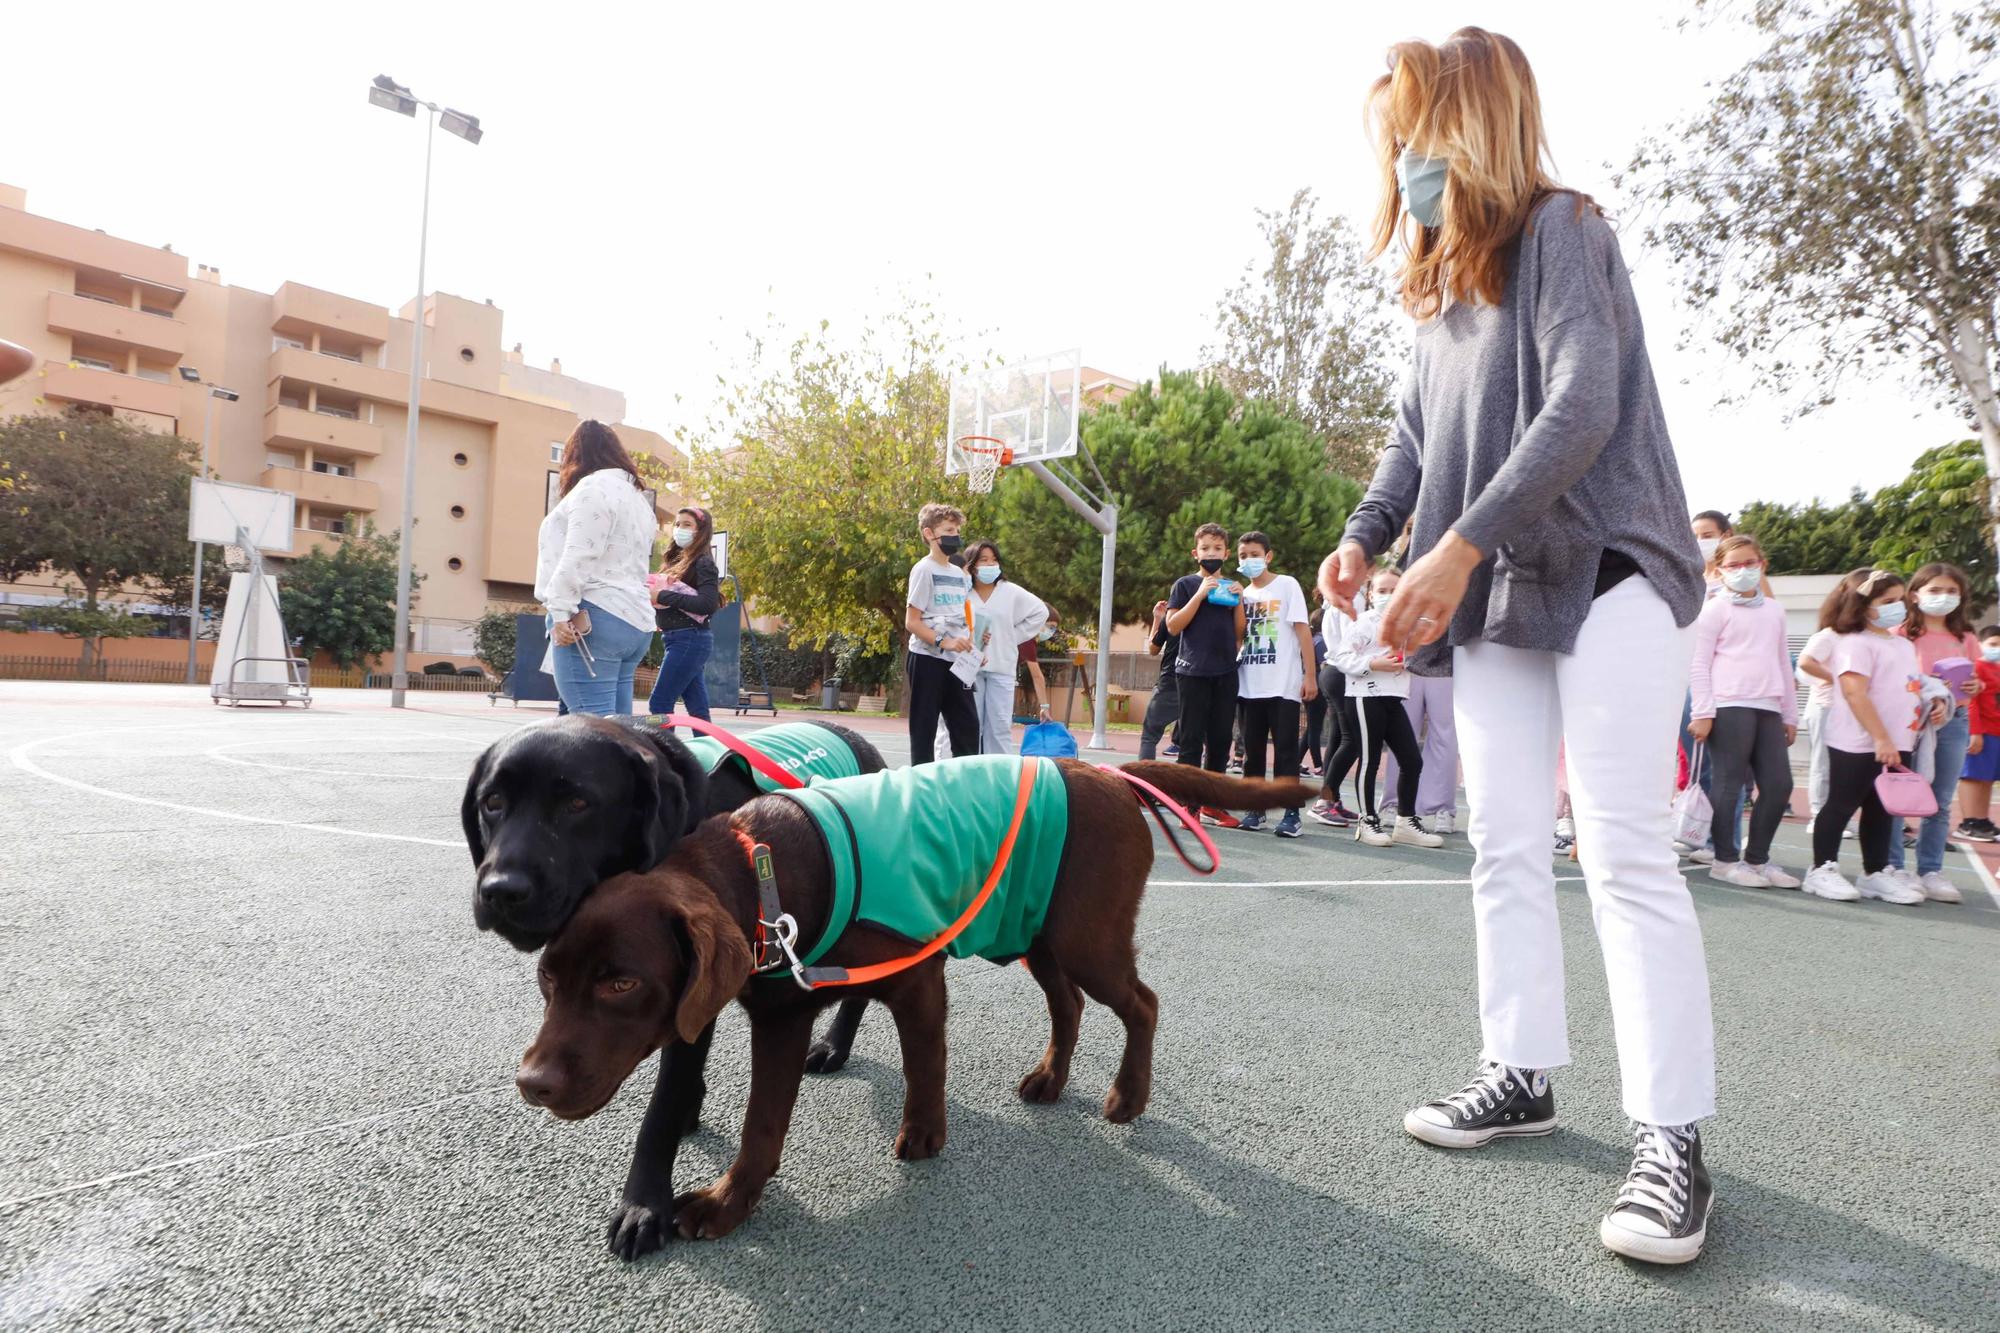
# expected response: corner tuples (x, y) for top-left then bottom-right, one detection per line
(1, 684), (1994, 1330)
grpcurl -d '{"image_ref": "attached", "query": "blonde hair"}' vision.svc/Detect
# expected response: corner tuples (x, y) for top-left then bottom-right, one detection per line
(1714, 534), (1765, 565)
(1365, 27), (1598, 320)
(917, 502), (964, 533)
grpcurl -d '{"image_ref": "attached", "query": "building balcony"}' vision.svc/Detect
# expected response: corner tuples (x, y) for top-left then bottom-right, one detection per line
(264, 403), (383, 458)
(260, 464), (380, 514)
(268, 344), (406, 404)
(272, 281), (390, 346)
(47, 291), (188, 360)
(42, 363), (182, 418)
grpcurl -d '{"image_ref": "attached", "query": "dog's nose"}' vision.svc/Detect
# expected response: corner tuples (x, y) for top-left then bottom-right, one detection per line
(516, 1063), (559, 1107)
(478, 869), (533, 910)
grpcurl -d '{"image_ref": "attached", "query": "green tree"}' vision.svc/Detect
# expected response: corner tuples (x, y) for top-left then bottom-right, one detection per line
(1866, 439), (1995, 600)
(277, 518), (420, 669)
(689, 297), (989, 654)
(1736, 491), (1878, 575)
(1206, 188), (1404, 480)
(472, 606), (525, 678)
(981, 371), (1362, 628)
(0, 409), (198, 667)
(1621, 0), (2000, 562)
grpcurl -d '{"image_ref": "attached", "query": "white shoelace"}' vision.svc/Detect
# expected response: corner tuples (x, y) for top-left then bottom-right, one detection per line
(1614, 1123), (1692, 1221)
(1438, 1063), (1516, 1118)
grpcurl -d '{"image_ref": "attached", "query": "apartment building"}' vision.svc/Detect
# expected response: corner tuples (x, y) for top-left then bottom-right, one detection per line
(0, 183), (683, 654)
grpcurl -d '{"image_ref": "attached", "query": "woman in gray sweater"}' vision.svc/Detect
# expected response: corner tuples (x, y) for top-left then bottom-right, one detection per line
(1320, 28), (1716, 1265)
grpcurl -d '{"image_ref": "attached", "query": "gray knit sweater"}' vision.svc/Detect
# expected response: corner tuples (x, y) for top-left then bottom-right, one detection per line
(1341, 193), (1705, 674)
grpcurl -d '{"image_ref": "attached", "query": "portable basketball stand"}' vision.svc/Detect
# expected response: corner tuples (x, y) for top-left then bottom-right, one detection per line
(948, 351), (1117, 751)
(190, 479), (310, 708)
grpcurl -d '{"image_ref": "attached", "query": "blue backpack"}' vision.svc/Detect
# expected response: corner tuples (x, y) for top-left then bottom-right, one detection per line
(1019, 720), (1079, 758)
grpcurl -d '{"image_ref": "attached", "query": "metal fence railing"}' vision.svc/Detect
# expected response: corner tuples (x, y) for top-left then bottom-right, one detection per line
(0, 655), (501, 692)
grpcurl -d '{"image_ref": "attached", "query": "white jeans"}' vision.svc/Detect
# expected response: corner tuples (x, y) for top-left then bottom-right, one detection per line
(1803, 701), (1830, 815)
(1455, 577), (1716, 1126)
(975, 672), (1015, 754)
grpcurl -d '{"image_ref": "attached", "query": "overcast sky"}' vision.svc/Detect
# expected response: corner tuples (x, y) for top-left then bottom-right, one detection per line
(7, 0), (1968, 515)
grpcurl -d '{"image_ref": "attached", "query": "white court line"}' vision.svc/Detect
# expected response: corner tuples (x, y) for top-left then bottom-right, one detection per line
(203, 740), (464, 783)
(1149, 876), (1586, 888)
(1955, 839), (2000, 910)
(8, 726), (464, 849)
(0, 1085), (514, 1214)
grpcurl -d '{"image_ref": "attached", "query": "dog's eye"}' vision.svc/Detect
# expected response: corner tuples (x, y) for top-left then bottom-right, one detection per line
(567, 796), (588, 813)
(482, 793), (504, 814)
(602, 977), (638, 995)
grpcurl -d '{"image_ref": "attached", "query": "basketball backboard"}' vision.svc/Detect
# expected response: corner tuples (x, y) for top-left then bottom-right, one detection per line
(945, 349), (1082, 476)
(190, 479), (295, 553)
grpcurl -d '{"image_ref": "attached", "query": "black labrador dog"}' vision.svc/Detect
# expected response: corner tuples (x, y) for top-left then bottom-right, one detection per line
(462, 715), (881, 1119)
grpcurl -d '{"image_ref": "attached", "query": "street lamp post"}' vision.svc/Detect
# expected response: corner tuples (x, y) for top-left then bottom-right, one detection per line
(368, 76), (482, 708)
(180, 369), (240, 685)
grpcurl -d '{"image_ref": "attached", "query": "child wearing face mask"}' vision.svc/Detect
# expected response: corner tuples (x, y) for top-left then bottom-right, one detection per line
(1884, 562), (1981, 901)
(904, 502), (980, 765)
(1955, 624), (2000, 842)
(646, 506), (722, 721)
(1686, 536), (1800, 889)
(1795, 569), (1873, 825)
(1803, 569), (1940, 904)
(1324, 567), (1443, 849)
(1165, 523), (1249, 820)
(961, 538), (1050, 755)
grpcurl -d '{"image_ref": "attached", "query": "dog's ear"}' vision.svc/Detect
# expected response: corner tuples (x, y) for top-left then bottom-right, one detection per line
(627, 733), (709, 867)
(657, 875), (754, 1044)
(460, 745), (491, 866)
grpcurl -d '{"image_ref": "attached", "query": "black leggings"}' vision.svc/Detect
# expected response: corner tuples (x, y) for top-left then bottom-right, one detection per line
(1709, 707), (1795, 864)
(1326, 694), (1421, 819)
(1138, 674), (1181, 760)
(1812, 746), (1910, 873)
(1302, 690), (1328, 768)
(1174, 672), (1238, 773)
(1240, 696), (1302, 802)
(906, 653), (977, 765)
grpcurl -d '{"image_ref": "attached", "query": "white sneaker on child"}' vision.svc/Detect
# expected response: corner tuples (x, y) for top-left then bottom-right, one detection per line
(1802, 863), (1860, 901)
(1392, 816), (1444, 849)
(1889, 868), (1925, 897)
(1707, 861), (1768, 888)
(1857, 871), (1924, 905)
(1919, 872), (1963, 903)
(1428, 810), (1455, 835)
(1755, 864), (1802, 889)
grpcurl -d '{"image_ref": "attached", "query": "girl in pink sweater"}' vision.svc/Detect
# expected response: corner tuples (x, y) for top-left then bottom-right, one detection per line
(1687, 535), (1799, 888)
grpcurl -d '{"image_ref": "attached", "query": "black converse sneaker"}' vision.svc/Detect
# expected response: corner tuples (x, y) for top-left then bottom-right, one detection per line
(1600, 1122), (1714, 1265)
(1402, 1062), (1556, 1148)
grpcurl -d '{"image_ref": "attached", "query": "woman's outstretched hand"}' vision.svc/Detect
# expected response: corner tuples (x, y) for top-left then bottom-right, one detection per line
(1381, 532), (1483, 651)
(1318, 542), (1371, 619)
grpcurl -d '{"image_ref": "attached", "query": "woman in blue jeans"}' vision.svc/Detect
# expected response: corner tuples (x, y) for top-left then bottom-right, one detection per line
(1887, 562), (1981, 900)
(647, 506), (722, 720)
(534, 421), (661, 716)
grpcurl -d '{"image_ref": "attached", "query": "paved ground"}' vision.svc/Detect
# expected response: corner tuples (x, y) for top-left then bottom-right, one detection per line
(0, 683), (1994, 1331)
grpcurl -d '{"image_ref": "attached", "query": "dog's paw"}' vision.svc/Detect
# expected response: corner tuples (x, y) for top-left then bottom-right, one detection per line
(1103, 1082), (1150, 1124)
(803, 1039), (850, 1075)
(674, 1182), (753, 1242)
(1017, 1068), (1066, 1104)
(604, 1198), (671, 1261)
(894, 1119), (947, 1161)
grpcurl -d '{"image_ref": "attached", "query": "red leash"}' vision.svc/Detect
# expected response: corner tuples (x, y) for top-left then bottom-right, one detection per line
(653, 713), (807, 792)
(1099, 764), (1219, 875)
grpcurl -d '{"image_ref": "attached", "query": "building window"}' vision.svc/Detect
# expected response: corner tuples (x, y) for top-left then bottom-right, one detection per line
(315, 404), (359, 421)
(133, 365), (171, 383)
(71, 355), (116, 372)
(458, 346), (475, 363)
(273, 335), (305, 352)
(447, 557), (464, 572)
(549, 441), (564, 463)
(311, 460), (353, 478)
(452, 452), (469, 468)
(141, 304), (173, 318)
(265, 451), (299, 469)
(449, 504), (465, 519)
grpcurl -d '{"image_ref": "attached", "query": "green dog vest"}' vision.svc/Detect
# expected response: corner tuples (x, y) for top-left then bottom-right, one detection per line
(641, 718), (865, 794)
(781, 755), (1070, 967)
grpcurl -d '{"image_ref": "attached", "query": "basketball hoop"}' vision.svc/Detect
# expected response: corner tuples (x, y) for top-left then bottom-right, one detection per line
(956, 435), (1012, 494)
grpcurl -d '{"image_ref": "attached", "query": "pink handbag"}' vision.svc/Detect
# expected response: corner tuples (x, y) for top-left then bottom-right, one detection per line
(1874, 764), (1938, 818)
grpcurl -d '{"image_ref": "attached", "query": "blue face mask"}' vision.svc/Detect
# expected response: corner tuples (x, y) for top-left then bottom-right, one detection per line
(976, 565), (1001, 585)
(1238, 557), (1268, 580)
(671, 527), (696, 549)
(1397, 148), (1449, 228)
(1872, 601), (1908, 630)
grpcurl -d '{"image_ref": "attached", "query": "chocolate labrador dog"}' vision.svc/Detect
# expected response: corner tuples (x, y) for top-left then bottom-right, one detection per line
(516, 759), (1316, 1257)
(462, 715), (883, 1121)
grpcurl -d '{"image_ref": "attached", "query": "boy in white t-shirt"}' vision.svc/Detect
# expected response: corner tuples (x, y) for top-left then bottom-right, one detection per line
(904, 502), (979, 764)
(1230, 531), (1317, 837)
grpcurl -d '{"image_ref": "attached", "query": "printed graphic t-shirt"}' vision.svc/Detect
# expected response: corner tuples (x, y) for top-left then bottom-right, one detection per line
(1237, 574), (1310, 701)
(1825, 631), (1923, 753)
(907, 558), (974, 660)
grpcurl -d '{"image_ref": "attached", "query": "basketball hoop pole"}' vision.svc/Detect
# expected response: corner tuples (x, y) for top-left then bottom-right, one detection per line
(1022, 459), (1117, 751)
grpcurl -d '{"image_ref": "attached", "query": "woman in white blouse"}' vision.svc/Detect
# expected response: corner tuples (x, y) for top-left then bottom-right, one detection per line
(534, 421), (659, 715)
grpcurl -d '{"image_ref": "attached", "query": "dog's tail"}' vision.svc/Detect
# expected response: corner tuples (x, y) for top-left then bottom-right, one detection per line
(1116, 762), (1319, 813)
